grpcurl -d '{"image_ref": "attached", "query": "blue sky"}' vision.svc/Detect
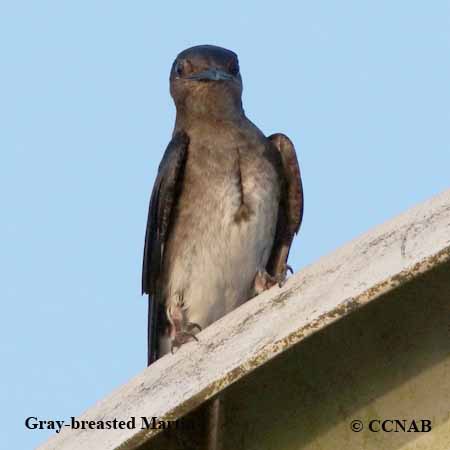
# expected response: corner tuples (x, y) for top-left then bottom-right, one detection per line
(1, 1), (449, 448)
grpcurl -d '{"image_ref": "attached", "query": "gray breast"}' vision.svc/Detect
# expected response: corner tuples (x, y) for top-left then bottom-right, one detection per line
(161, 125), (281, 346)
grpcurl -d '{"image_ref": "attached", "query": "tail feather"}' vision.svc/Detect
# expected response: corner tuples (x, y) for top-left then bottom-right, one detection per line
(147, 296), (159, 366)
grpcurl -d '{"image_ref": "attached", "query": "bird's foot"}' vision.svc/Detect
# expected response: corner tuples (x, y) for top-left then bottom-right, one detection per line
(254, 265), (293, 294)
(170, 322), (202, 354)
(254, 270), (277, 294)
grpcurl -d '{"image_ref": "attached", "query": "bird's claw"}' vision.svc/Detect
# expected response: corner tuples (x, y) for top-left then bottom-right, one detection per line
(254, 264), (293, 293)
(254, 270), (277, 294)
(170, 322), (202, 354)
(186, 322), (202, 333)
(276, 264), (294, 287)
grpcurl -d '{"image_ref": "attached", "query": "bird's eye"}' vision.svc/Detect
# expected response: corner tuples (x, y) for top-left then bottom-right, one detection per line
(175, 61), (184, 77)
(174, 60), (193, 78)
(229, 59), (239, 76)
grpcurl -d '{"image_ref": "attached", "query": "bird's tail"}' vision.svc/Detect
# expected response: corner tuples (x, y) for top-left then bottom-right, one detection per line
(147, 296), (159, 366)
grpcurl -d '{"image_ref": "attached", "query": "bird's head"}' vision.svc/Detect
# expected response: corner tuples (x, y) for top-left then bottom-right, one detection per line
(170, 45), (243, 121)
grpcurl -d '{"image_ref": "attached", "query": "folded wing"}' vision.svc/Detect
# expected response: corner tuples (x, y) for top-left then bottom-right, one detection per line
(266, 133), (304, 277)
(142, 131), (189, 365)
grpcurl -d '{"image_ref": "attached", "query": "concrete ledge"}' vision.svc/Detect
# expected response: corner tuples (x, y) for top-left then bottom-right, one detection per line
(38, 189), (450, 450)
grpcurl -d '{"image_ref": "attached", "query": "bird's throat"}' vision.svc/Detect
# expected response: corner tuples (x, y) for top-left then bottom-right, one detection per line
(175, 89), (244, 124)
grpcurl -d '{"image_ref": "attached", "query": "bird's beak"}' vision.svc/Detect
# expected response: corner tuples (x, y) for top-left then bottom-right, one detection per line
(186, 68), (233, 82)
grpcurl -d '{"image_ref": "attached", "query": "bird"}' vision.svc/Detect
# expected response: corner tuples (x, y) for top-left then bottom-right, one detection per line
(142, 44), (303, 450)
(142, 45), (303, 365)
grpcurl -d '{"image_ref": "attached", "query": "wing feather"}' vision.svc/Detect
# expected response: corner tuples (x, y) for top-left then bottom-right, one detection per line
(266, 133), (303, 277)
(142, 131), (189, 365)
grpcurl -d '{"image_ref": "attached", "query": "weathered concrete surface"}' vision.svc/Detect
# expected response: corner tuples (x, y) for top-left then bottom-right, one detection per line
(38, 189), (450, 450)
(216, 261), (450, 450)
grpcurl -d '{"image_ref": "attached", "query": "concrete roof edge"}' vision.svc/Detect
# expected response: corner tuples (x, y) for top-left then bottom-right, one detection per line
(39, 188), (450, 450)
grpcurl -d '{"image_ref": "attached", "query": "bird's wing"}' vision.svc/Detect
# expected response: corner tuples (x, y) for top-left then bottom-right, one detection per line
(142, 131), (189, 365)
(266, 133), (304, 277)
